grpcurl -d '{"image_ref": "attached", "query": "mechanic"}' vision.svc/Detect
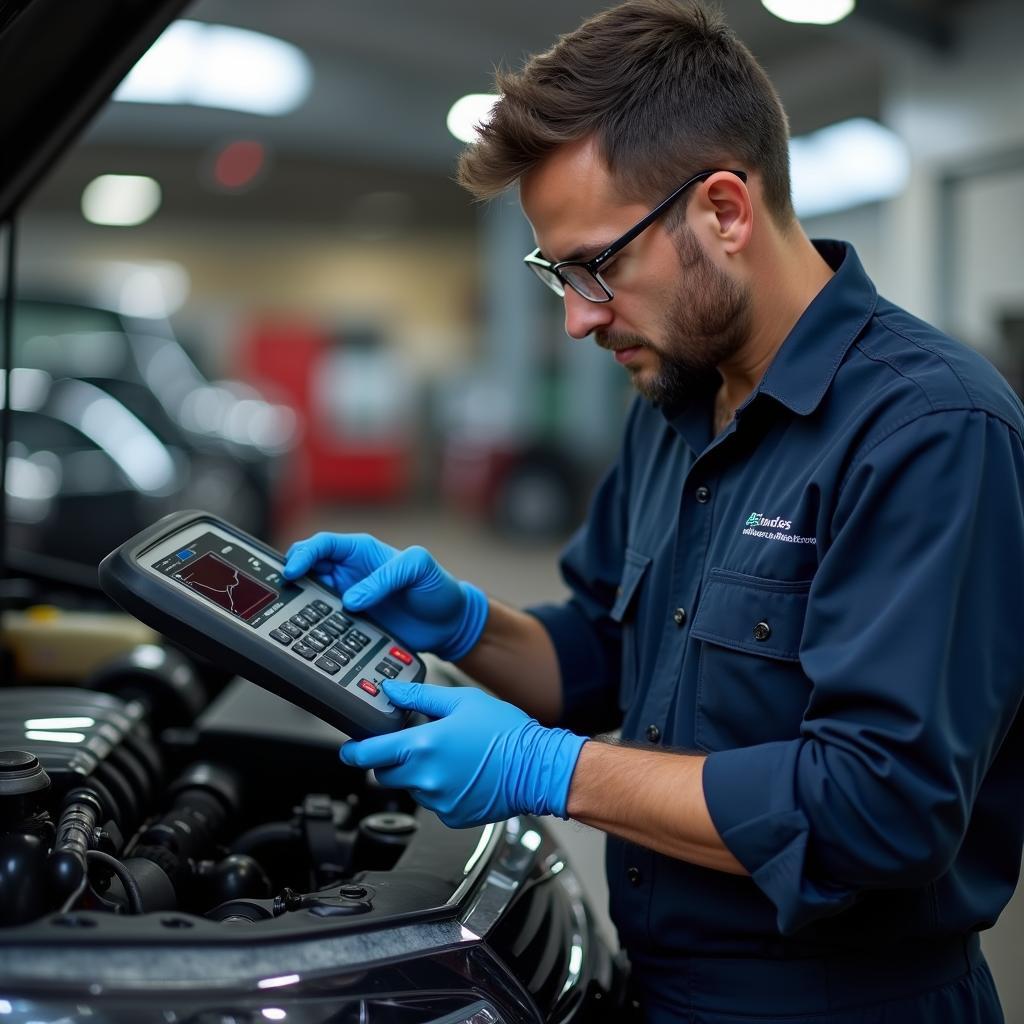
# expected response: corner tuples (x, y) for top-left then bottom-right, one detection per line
(283, 2), (1024, 1021)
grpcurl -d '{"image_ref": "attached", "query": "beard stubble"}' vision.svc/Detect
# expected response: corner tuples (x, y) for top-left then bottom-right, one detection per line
(598, 225), (751, 408)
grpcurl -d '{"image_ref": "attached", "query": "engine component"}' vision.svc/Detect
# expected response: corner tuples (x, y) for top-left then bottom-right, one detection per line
(85, 850), (144, 913)
(230, 819), (300, 858)
(205, 897), (274, 923)
(0, 605), (158, 682)
(356, 810), (418, 870)
(84, 644), (209, 731)
(0, 748), (51, 834)
(47, 787), (106, 906)
(103, 856), (176, 913)
(196, 854), (272, 904)
(131, 762), (241, 885)
(0, 750), (54, 924)
(0, 688), (162, 835)
(301, 792), (356, 887)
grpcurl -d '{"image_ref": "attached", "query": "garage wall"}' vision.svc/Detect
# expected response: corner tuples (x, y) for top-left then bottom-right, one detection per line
(880, 0), (1024, 330)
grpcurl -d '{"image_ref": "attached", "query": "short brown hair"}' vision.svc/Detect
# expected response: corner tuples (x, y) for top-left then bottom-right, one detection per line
(457, 0), (795, 227)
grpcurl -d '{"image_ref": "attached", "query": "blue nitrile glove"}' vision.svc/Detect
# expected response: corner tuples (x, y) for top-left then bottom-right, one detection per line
(282, 533), (488, 662)
(340, 681), (587, 828)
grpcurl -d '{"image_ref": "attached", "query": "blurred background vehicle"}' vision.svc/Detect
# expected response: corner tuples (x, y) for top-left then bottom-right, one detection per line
(10, 296), (302, 560)
(4, 367), (185, 569)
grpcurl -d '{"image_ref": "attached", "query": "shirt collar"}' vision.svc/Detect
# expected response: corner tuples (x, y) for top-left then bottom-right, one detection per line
(754, 239), (877, 417)
(659, 240), (877, 448)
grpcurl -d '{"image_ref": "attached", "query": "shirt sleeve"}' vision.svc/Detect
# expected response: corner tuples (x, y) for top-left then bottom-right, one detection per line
(702, 408), (1024, 934)
(526, 403), (639, 736)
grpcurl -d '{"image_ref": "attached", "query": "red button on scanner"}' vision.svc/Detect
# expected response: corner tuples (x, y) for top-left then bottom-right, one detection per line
(358, 678), (380, 697)
(389, 646), (413, 666)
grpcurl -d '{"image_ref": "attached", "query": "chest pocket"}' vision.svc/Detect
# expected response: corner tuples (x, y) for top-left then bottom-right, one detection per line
(609, 547), (651, 711)
(690, 568), (812, 752)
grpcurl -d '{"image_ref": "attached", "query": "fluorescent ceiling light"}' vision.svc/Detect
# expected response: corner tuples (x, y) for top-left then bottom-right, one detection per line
(790, 117), (910, 219)
(81, 175), (162, 227)
(114, 20), (312, 116)
(447, 93), (500, 144)
(762, 0), (855, 25)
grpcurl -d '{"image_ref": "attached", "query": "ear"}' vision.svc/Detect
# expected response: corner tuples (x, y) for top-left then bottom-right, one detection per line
(698, 171), (753, 255)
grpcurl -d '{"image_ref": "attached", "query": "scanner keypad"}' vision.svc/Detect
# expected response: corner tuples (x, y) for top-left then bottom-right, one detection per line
(268, 598), (414, 706)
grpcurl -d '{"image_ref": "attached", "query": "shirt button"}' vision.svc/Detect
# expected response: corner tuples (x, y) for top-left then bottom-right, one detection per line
(646, 724), (661, 743)
(695, 485), (711, 504)
(673, 607), (687, 626)
(627, 866), (641, 886)
(753, 621), (772, 641)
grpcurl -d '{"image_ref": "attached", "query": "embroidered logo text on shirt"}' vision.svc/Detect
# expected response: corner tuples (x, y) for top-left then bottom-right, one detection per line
(743, 512), (816, 545)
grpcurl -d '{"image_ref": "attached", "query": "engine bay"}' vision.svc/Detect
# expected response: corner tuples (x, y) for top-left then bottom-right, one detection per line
(0, 639), (483, 933)
(0, 599), (623, 1023)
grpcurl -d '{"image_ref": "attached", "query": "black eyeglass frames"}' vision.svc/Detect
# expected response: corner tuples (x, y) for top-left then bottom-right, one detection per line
(523, 168), (747, 303)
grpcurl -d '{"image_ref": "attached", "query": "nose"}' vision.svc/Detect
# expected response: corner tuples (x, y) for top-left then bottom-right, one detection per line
(563, 287), (614, 340)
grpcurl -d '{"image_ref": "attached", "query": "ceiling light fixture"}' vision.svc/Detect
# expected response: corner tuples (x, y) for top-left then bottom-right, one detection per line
(446, 94), (500, 144)
(761, 0), (855, 25)
(81, 174), (162, 227)
(114, 20), (312, 116)
(790, 117), (910, 218)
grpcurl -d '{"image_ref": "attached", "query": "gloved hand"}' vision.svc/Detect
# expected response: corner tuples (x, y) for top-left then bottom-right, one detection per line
(340, 681), (587, 828)
(282, 533), (488, 662)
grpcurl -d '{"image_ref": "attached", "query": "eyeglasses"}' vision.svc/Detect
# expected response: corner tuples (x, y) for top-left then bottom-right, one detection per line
(523, 168), (747, 303)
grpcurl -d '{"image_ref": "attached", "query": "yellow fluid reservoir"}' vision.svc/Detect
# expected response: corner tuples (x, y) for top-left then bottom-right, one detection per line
(1, 606), (159, 682)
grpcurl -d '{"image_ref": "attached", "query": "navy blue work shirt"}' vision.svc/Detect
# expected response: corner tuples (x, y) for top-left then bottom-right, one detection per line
(529, 240), (1024, 962)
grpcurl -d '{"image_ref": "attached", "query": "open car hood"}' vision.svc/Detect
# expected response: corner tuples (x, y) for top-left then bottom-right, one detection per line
(0, 0), (189, 221)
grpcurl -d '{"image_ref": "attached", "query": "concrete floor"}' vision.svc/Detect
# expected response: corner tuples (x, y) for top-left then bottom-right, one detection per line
(289, 502), (1023, 1018)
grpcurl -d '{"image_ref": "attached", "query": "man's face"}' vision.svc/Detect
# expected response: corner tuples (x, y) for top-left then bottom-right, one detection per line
(520, 138), (751, 406)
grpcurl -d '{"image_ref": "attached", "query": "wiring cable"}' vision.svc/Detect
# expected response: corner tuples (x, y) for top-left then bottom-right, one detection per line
(57, 870), (90, 915)
(57, 850), (146, 915)
(87, 850), (145, 914)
